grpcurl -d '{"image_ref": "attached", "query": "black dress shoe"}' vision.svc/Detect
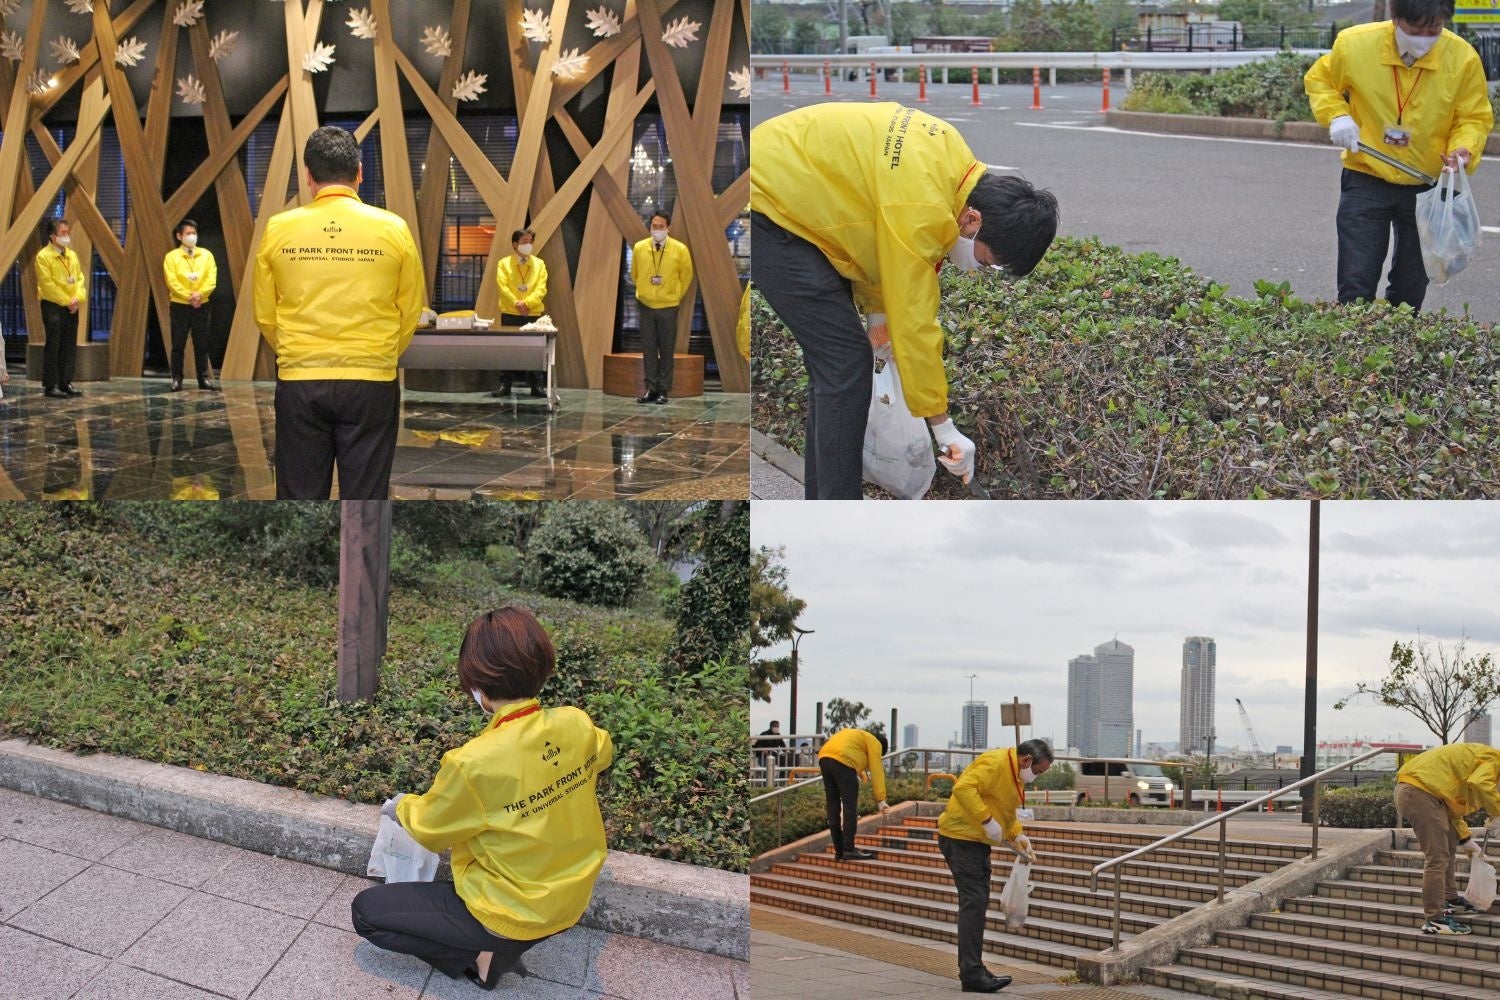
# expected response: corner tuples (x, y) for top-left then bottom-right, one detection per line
(636, 393), (655, 404)
(43, 387), (63, 398)
(61, 385), (82, 397)
(494, 382), (512, 396)
(170, 379), (183, 392)
(652, 393), (668, 404)
(961, 973), (1012, 992)
(844, 848), (876, 861)
(198, 379), (220, 391)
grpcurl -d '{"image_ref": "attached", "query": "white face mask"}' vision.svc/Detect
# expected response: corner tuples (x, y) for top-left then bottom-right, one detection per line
(182, 233), (197, 248)
(517, 243), (533, 257)
(1019, 766), (1036, 783)
(55, 235), (71, 248)
(651, 228), (668, 245)
(472, 689), (488, 711)
(1395, 26), (1440, 59)
(947, 235), (979, 272)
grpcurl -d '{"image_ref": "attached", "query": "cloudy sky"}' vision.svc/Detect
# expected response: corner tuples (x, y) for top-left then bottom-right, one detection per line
(750, 502), (1500, 757)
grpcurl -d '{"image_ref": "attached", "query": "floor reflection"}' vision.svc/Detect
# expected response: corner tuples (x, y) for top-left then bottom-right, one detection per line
(0, 380), (750, 500)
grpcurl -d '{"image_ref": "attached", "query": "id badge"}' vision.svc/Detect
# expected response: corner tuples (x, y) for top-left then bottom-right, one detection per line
(1016, 808), (1036, 821)
(1383, 123), (1413, 148)
(64, 276), (75, 285)
(187, 272), (199, 282)
(651, 275), (663, 286)
(518, 283), (528, 293)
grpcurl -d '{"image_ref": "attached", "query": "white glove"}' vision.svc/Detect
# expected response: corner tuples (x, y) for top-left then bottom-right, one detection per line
(931, 418), (976, 481)
(380, 793), (406, 821)
(1013, 833), (1036, 863)
(1461, 838), (1483, 859)
(877, 800), (890, 815)
(1486, 815), (1500, 834)
(1329, 115), (1360, 153)
(981, 819), (1003, 844)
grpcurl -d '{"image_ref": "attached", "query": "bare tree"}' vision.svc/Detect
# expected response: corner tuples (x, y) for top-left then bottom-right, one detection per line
(1334, 635), (1500, 745)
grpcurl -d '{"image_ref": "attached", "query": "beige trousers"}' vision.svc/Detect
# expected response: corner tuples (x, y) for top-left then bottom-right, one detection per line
(1395, 781), (1460, 920)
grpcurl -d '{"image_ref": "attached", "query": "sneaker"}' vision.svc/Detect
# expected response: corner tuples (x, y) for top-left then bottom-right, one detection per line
(1446, 896), (1480, 914)
(1423, 915), (1473, 935)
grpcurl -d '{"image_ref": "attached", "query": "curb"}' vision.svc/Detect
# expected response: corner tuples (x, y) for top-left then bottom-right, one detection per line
(1076, 827), (1390, 985)
(1104, 110), (1500, 152)
(0, 738), (748, 962)
(750, 428), (804, 485)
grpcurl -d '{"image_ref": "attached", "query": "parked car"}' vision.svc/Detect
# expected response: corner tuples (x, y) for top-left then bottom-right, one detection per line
(1075, 759), (1174, 806)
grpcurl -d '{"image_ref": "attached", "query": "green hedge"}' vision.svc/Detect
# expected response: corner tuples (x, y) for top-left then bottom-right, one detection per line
(1319, 783), (1398, 828)
(753, 237), (1500, 499)
(1121, 52), (1316, 124)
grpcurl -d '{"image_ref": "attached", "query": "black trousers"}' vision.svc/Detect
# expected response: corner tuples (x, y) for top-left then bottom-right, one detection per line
(274, 378), (400, 500)
(351, 881), (544, 980)
(939, 834), (994, 983)
(637, 304), (678, 397)
(40, 301), (77, 391)
(751, 212), (872, 499)
(497, 313), (541, 391)
(169, 301), (213, 382)
(1336, 168), (1430, 311)
(819, 757), (861, 857)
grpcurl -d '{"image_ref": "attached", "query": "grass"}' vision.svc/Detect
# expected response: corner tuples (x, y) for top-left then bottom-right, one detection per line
(0, 505), (748, 872)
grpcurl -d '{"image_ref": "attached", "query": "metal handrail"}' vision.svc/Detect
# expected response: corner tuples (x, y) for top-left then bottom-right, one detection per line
(1088, 746), (1392, 950)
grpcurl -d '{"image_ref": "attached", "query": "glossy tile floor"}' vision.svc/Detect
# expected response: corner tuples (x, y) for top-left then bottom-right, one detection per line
(0, 379), (750, 500)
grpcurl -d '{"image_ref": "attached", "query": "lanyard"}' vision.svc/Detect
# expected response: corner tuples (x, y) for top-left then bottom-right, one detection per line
(493, 703), (540, 727)
(651, 244), (666, 277)
(1393, 67), (1424, 126)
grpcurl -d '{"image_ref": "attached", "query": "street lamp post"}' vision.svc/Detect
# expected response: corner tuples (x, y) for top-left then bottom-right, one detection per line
(789, 626), (814, 739)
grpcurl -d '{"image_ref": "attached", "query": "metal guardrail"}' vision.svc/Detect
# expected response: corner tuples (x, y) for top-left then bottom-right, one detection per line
(750, 49), (1328, 73)
(1088, 746), (1391, 951)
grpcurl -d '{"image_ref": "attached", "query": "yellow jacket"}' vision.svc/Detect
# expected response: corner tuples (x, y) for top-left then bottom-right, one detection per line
(497, 254), (547, 317)
(1305, 23), (1493, 185)
(737, 283), (751, 361)
(751, 103), (983, 418)
(631, 236), (693, 309)
(164, 246), (218, 305)
(818, 728), (887, 802)
(35, 245), (86, 307)
(398, 698), (615, 940)
(253, 185), (424, 381)
(939, 746), (1026, 845)
(1398, 742), (1500, 841)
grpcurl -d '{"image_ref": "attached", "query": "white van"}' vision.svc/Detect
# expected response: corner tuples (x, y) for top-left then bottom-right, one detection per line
(1074, 759), (1174, 807)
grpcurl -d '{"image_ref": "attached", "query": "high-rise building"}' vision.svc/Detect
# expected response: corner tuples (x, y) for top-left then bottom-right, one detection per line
(903, 723), (919, 750)
(1068, 639), (1135, 757)
(961, 701), (989, 750)
(1463, 713), (1492, 745)
(1180, 636), (1217, 757)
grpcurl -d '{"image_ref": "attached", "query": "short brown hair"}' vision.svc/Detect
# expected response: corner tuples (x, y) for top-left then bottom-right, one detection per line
(457, 605), (556, 700)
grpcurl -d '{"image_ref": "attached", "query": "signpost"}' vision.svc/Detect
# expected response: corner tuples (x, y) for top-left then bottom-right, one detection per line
(1001, 698), (1032, 749)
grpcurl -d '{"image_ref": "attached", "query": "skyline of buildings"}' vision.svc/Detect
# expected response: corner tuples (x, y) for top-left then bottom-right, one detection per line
(903, 722), (919, 751)
(960, 701), (988, 750)
(1464, 712), (1492, 745)
(1067, 638), (1135, 757)
(1181, 636), (1217, 757)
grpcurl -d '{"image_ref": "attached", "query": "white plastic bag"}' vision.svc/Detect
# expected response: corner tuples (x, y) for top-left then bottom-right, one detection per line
(367, 815), (440, 883)
(1465, 854), (1497, 912)
(862, 356), (936, 500)
(998, 858), (1032, 930)
(1417, 166), (1482, 285)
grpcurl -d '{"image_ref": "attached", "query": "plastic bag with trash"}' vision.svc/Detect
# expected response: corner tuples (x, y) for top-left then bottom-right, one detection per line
(367, 814), (440, 883)
(1417, 165), (1482, 285)
(998, 858), (1032, 930)
(1465, 850), (1497, 912)
(863, 355), (936, 500)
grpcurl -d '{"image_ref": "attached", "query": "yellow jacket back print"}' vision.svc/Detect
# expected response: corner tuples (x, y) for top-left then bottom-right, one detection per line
(253, 185), (424, 381)
(396, 699), (614, 940)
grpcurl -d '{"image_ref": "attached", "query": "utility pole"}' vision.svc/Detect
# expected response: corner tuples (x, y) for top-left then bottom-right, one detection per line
(839, 0), (849, 56)
(337, 501), (391, 702)
(789, 626), (814, 740)
(1301, 500), (1321, 822)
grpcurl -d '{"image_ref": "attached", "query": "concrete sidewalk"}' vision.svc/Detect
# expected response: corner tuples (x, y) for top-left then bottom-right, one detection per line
(0, 787), (747, 999)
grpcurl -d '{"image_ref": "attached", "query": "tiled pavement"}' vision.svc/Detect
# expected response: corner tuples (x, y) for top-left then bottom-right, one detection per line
(0, 787), (746, 999)
(0, 379), (749, 500)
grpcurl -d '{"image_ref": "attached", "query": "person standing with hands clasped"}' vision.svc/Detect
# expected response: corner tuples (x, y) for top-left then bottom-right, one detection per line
(254, 126), (424, 500)
(1394, 741), (1500, 936)
(35, 218), (87, 399)
(1305, 0), (1492, 310)
(817, 727), (890, 862)
(630, 212), (693, 404)
(163, 219), (219, 392)
(493, 228), (547, 398)
(936, 738), (1054, 993)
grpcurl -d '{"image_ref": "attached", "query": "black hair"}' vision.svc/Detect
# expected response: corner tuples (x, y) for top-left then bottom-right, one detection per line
(1018, 738), (1054, 765)
(966, 173), (1059, 278)
(872, 730), (889, 758)
(649, 212), (671, 227)
(511, 228), (535, 244)
(175, 219), (197, 238)
(1393, 0), (1453, 27)
(304, 126), (361, 185)
(44, 217), (67, 238)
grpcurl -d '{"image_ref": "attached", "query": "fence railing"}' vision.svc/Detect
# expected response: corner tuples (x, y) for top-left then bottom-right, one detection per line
(1110, 24), (1337, 52)
(750, 48), (1328, 75)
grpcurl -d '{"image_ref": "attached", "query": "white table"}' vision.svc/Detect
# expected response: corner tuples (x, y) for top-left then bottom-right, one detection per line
(399, 327), (559, 411)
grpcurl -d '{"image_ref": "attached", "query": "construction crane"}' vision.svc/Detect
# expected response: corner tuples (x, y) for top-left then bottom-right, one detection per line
(1236, 698), (1265, 755)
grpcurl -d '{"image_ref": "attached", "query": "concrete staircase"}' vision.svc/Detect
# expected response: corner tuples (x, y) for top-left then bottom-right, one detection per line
(750, 814), (1310, 972)
(1147, 831), (1500, 999)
